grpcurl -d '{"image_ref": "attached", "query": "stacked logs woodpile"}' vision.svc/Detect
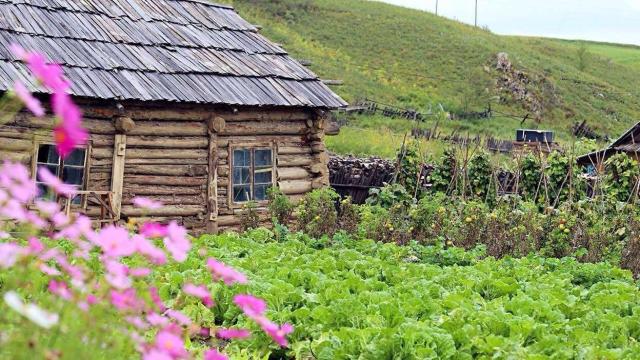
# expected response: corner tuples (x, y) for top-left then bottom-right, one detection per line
(329, 156), (396, 204)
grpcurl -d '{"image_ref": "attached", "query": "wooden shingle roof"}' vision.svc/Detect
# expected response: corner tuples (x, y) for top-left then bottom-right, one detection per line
(0, 0), (347, 108)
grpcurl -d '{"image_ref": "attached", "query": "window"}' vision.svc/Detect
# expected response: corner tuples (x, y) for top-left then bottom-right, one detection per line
(35, 144), (87, 204)
(232, 148), (273, 203)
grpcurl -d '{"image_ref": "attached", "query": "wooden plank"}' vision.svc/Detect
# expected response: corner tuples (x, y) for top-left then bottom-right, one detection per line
(110, 134), (126, 220)
(128, 121), (207, 136)
(125, 164), (208, 176)
(207, 131), (219, 232)
(122, 194), (205, 206)
(124, 175), (206, 186)
(279, 180), (312, 195)
(278, 155), (314, 167)
(124, 186), (203, 196)
(125, 136), (209, 149)
(221, 120), (308, 136)
(278, 167), (311, 181)
(126, 149), (208, 159)
(0, 138), (33, 152)
(121, 205), (206, 217)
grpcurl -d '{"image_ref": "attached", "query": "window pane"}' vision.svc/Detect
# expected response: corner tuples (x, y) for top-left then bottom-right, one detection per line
(254, 170), (272, 184)
(233, 167), (250, 185)
(233, 185), (250, 202)
(254, 149), (272, 167)
(233, 149), (250, 167)
(62, 167), (84, 185)
(254, 184), (269, 201)
(38, 164), (60, 178)
(37, 144), (59, 164)
(65, 149), (86, 166)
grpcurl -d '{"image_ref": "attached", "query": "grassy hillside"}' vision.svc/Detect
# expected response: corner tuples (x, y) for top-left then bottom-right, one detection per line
(223, 0), (640, 157)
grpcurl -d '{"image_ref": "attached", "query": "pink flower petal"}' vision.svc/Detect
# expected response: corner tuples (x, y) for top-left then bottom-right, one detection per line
(12, 81), (44, 117)
(207, 258), (247, 285)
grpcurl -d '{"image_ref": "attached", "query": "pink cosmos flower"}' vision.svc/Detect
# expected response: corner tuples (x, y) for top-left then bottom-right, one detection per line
(147, 313), (169, 327)
(13, 81), (44, 117)
(130, 267), (152, 277)
(149, 287), (166, 312)
(0, 161), (38, 203)
(48, 280), (73, 301)
(0, 242), (25, 269)
(133, 197), (163, 210)
(260, 321), (294, 347)
(37, 166), (76, 198)
(140, 222), (168, 238)
(11, 45), (87, 158)
(183, 283), (213, 307)
(207, 258), (247, 285)
(51, 93), (88, 159)
(95, 226), (135, 258)
(163, 221), (190, 263)
(233, 294), (267, 318)
(216, 328), (250, 340)
(204, 349), (229, 360)
(39, 263), (61, 276)
(133, 235), (167, 265)
(143, 349), (173, 360)
(0, 231), (7, 239)
(110, 289), (143, 311)
(27, 237), (45, 254)
(105, 260), (132, 290)
(165, 309), (191, 327)
(126, 316), (149, 330)
(154, 330), (187, 358)
(11, 45), (69, 92)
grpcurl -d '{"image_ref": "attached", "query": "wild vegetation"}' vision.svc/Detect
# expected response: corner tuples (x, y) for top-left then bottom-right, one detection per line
(225, 0), (640, 157)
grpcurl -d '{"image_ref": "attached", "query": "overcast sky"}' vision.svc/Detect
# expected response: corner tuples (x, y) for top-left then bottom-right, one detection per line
(376, 0), (640, 45)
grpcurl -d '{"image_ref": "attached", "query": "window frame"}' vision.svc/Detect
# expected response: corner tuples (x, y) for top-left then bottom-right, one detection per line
(228, 142), (276, 207)
(31, 141), (91, 209)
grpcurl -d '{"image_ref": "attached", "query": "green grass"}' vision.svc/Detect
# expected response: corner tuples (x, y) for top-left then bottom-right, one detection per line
(222, 0), (640, 157)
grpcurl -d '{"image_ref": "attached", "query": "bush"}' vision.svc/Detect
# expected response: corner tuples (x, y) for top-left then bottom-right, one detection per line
(267, 187), (294, 226)
(296, 188), (340, 238)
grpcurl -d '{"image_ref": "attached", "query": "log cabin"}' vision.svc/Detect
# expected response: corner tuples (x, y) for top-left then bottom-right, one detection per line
(0, 0), (346, 233)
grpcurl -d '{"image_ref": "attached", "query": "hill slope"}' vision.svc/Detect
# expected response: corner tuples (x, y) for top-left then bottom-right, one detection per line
(224, 0), (640, 156)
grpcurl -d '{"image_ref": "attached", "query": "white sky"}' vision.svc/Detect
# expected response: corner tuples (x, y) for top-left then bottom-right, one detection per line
(376, 0), (640, 45)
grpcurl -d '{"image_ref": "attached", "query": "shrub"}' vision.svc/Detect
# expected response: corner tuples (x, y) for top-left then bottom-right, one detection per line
(240, 200), (261, 231)
(296, 188), (339, 238)
(267, 187), (294, 226)
(337, 197), (360, 234)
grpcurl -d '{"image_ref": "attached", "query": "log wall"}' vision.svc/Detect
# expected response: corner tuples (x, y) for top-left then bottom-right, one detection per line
(0, 100), (331, 234)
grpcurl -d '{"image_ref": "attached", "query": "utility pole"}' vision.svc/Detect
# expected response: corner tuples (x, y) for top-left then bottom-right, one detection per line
(435, 0), (439, 15)
(475, 0), (478, 27)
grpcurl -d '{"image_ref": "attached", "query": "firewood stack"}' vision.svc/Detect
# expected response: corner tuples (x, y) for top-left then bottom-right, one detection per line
(329, 156), (396, 204)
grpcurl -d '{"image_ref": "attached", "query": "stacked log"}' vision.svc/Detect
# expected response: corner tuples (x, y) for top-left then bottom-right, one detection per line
(329, 156), (396, 204)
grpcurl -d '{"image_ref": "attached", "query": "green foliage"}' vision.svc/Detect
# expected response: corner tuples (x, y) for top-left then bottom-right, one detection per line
(239, 200), (260, 231)
(366, 183), (413, 209)
(603, 153), (640, 202)
(395, 140), (422, 197)
(467, 150), (494, 200)
(429, 148), (458, 194)
(267, 187), (294, 225)
(188, 232), (640, 359)
(296, 188), (340, 238)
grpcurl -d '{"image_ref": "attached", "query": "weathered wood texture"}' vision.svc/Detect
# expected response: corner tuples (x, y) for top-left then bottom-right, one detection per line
(0, 106), (331, 234)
